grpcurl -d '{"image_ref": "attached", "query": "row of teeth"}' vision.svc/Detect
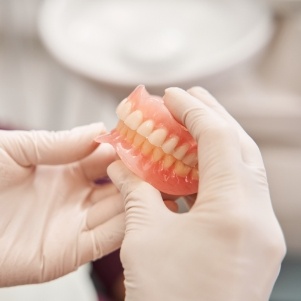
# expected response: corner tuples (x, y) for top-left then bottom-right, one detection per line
(115, 100), (198, 179)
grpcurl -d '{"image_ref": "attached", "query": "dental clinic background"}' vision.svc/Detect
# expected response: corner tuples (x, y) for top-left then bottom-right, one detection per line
(0, 0), (300, 300)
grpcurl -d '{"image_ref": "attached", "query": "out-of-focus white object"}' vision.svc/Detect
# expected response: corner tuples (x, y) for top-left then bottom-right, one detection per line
(38, 0), (273, 90)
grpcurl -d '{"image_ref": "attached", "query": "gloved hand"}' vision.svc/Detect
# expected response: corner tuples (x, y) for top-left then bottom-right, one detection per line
(0, 123), (125, 287)
(108, 88), (286, 301)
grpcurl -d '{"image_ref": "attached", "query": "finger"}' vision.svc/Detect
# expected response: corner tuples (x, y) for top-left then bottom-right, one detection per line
(88, 183), (119, 204)
(187, 87), (264, 167)
(79, 213), (125, 263)
(0, 123), (105, 167)
(107, 160), (168, 218)
(163, 87), (242, 168)
(91, 213), (125, 260)
(79, 143), (117, 182)
(86, 193), (124, 230)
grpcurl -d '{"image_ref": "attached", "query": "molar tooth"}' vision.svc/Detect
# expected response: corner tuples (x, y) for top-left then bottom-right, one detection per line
(152, 148), (164, 162)
(148, 128), (168, 147)
(161, 136), (179, 154)
(162, 155), (176, 169)
(141, 140), (154, 156)
(116, 99), (132, 120)
(173, 143), (189, 160)
(137, 120), (154, 137)
(182, 153), (198, 167)
(174, 161), (191, 177)
(124, 110), (143, 130)
(133, 133), (145, 148)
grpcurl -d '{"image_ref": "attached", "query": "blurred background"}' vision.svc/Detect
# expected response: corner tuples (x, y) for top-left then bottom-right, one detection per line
(0, 0), (300, 300)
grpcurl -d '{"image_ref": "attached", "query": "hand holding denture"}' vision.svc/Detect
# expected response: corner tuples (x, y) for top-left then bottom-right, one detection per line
(95, 85), (198, 195)
(108, 87), (286, 301)
(0, 124), (125, 286)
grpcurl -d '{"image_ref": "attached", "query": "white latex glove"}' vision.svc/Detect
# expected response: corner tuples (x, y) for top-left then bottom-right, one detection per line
(0, 123), (125, 287)
(108, 88), (286, 301)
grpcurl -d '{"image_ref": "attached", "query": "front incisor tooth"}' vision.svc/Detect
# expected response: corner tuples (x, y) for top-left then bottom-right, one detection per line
(116, 99), (132, 120)
(137, 120), (154, 137)
(124, 110), (143, 130)
(173, 143), (189, 160)
(162, 155), (176, 169)
(182, 153), (198, 167)
(174, 161), (191, 177)
(148, 128), (168, 147)
(161, 136), (179, 154)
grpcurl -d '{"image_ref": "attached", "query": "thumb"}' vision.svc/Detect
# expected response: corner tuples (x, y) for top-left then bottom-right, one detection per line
(107, 160), (166, 224)
(0, 123), (106, 166)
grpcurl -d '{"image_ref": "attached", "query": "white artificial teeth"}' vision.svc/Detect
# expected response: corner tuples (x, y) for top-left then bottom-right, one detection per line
(148, 128), (168, 147)
(161, 136), (179, 154)
(162, 155), (176, 169)
(152, 148), (164, 162)
(174, 161), (191, 177)
(124, 110), (143, 130)
(116, 99), (132, 120)
(191, 168), (199, 180)
(182, 153), (198, 167)
(133, 133), (145, 148)
(137, 120), (154, 137)
(173, 144), (189, 160)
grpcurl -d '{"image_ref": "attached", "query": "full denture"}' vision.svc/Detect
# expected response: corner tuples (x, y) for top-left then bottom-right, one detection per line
(96, 85), (199, 195)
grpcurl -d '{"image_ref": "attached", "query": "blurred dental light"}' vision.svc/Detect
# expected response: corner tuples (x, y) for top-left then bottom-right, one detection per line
(38, 0), (273, 90)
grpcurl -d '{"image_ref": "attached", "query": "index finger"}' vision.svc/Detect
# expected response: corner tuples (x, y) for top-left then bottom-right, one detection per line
(163, 87), (242, 168)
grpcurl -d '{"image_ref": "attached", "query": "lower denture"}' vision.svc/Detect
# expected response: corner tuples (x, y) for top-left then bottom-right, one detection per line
(116, 121), (197, 180)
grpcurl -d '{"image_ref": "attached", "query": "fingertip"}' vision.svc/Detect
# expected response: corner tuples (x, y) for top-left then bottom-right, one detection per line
(107, 160), (167, 216)
(187, 86), (210, 97)
(80, 143), (117, 182)
(187, 86), (220, 107)
(61, 122), (107, 161)
(163, 87), (188, 104)
(163, 87), (202, 126)
(164, 86), (185, 94)
(72, 122), (107, 141)
(107, 160), (123, 179)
